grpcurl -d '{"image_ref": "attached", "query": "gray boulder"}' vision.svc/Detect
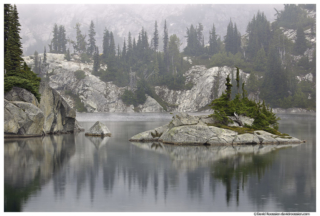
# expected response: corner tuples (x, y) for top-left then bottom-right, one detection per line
(5, 86), (40, 108)
(4, 99), (44, 136)
(39, 82), (76, 134)
(85, 121), (111, 136)
(169, 112), (199, 128)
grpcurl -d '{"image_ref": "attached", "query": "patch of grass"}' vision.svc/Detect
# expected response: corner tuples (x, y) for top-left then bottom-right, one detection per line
(206, 123), (289, 136)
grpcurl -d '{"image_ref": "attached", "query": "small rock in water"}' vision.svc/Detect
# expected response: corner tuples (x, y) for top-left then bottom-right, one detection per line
(85, 121), (111, 137)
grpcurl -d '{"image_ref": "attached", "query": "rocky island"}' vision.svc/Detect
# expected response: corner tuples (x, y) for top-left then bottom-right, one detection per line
(129, 112), (304, 145)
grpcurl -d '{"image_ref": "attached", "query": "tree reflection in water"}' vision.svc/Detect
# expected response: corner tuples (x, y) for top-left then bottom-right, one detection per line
(4, 135), (75, 212)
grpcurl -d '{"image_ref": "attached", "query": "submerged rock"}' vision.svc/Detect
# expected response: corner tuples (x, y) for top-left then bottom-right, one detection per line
(85, 121), (111, 136)
(129, 112), (304, 146)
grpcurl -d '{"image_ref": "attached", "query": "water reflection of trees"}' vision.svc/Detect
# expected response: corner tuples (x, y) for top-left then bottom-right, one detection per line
(4, 135), (75, 212)
(212, 152), (276, 205)
(132, 142), (300, 207)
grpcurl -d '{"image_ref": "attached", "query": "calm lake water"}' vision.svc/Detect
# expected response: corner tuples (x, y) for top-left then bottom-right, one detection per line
(4, 113), (316, 212)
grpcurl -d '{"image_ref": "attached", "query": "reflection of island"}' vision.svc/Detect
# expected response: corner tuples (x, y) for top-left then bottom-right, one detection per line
(4, 135), (75, 212)
(131, 142), (301, 205)
(131, 142), (300, 171)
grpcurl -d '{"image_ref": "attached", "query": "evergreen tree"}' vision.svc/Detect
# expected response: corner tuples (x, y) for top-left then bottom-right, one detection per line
(87, 20), (96, 56)
(75, 23), (86, 54)
(109, 32), (116, 57)
(103, 28), (110, 61)
(294, 25), (307, 55)
(261, 44), (287, 105)
(4, 4), (11, 54)
(253, 47), (267, 71)
(163, 20), (169, 73)
(184, 23), (205, 56)
(93, 46), (100, 73)
(51, 24), (59, 52)
(34, 50), (39, 74)
(209, 23), (219, 55)
(43, 46), (47, 64)
(7, 4), (23, 73)
(224, 20), (241, 55)
(122, 39), (127, 61)
(4, 4), (41, 101)
(246, 11), (271, 60)
(225, 20), (234, 54)
(153, 21), (159, 51)
(58, 25), (67, 53)
(65, 48), (71, 61)
(163, 20), (168, 53)
(168, 34), (181, 74)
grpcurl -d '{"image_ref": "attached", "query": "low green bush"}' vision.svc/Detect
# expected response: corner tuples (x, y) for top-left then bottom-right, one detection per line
(4, 76), (41, 102)
(74, 70), (86, 80)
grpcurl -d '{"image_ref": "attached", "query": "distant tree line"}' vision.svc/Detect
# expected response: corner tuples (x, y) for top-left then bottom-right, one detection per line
(39, 4), (315, 110)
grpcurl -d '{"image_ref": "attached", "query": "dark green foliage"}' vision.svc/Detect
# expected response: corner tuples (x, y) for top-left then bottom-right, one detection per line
(184, 23), (205, 56)
(74, 23), (86, 54)
(93, 47), (100, 73)
(260, 44), (288, 107)
(253, 47), (267, 72)
(210, 68), (280, 132)
(4, 4), (11, 54)
(153, 21), (159, 51)
(50, 24), (67, 54)
(4, 75), (41, 102)
(208, 23), (219, 56)
(294, 26), (307, 55)
(121, 89), (138, 106)
(275, 4), (314, 29)
(297, 56), (310, 70)
(43, 46), (47, 63)
(80, 53), (91, 63)
(74, 70), (86, 80)
(4, 4), (41, 101)
(5, 4), (23, 73)
(65, 48), (71, 61)
(208, 52), (250, 71)
(87, 20), (96, 56)
(224, 20), (241, 55)
(33, 50), (39, 74)
(246, 11), (271, 60)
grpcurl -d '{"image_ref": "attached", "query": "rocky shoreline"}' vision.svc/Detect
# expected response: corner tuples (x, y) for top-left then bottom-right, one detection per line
(129, 113), (305, 146)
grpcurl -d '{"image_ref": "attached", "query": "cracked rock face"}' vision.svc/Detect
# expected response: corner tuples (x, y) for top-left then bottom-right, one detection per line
(4, 99), (44, 135)
(39, 82), (76, 134)
(155, 66), (249, 112)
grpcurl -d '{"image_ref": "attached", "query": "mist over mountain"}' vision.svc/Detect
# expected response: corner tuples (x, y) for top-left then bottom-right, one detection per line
(17, 4), (284, 56)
